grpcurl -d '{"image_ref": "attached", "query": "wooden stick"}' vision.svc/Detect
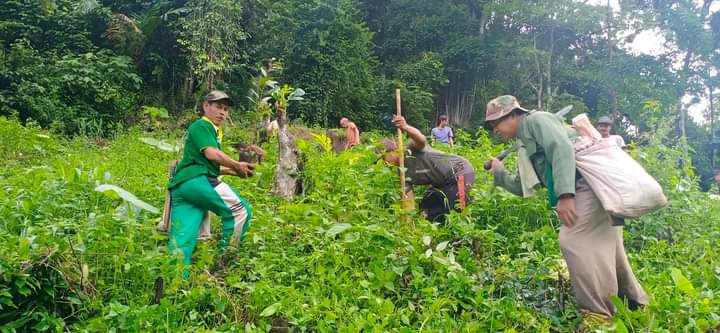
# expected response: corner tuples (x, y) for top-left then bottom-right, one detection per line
(160, 160), (178, 232)
(395, 89), (413, 228)
(395, 89), (405, 193)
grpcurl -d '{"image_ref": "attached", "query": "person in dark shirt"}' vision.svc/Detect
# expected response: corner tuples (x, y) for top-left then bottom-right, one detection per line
(380, 115), (474, 223)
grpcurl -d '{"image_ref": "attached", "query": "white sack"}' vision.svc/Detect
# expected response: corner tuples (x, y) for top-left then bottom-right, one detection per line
(573, 137), (668, 218)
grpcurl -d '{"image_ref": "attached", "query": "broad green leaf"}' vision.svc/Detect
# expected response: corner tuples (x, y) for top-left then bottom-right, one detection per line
(436, 241), (448, 251)
(326, 223), (351, 237)
(344, 232), (360, 243)
(139, 137), (179, 152)
(670, 268), (696, 296)
(380, 299), (395, 315)
(614, 319), (629, 333)
(95, 184), (160, 214)
(260, 302), (281, 317)
(288, 88), (305, 101)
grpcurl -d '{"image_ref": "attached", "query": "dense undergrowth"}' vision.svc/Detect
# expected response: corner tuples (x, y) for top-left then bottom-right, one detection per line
(2, 116), (720, 332)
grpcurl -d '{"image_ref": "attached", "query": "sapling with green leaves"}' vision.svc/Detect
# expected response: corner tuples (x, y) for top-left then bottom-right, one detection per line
(247, 61), (281, 142)
(271, 83), (305, 198)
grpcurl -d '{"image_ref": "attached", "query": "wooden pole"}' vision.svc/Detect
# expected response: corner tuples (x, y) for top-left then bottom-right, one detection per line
(396, 89), (413, 227)
(396, 89), (405, 192)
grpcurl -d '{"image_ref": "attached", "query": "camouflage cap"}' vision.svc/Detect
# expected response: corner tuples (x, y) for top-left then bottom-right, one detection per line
(204, 90), (233, 105)
(485, 95), (528, 124)
(374, 138), (398, 163)
(597, 116), (613, 125)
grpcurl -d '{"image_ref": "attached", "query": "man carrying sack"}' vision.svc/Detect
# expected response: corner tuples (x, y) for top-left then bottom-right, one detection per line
(379, 115), (474, 223)
(168, 90), (256, 277)
(484, 95), (648, 320)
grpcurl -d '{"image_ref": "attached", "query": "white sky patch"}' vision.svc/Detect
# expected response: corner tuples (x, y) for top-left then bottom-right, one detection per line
(583, 0), (620, 11)
(686, 95), (708, 125)
(702, 0), (720, 12)
(623, 29), (667, 57)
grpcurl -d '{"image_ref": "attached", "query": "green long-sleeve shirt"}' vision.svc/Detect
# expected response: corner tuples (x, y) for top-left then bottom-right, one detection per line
(493, 111), (578, 198)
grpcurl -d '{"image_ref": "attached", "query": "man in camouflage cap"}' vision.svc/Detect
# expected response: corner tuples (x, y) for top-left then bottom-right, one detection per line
(484, 95), (647, 320)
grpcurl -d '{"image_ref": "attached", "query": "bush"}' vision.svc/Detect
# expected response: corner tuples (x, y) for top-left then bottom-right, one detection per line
(2, 116), (720, 331)
(1, 42), (142, 136)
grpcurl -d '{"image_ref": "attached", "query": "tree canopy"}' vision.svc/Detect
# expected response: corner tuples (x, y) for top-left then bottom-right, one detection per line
(1, 0), (719, 187)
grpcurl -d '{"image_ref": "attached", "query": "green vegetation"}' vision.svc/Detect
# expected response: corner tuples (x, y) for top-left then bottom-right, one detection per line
(3, 0), (720, 331)
(2, 116), (720, 331)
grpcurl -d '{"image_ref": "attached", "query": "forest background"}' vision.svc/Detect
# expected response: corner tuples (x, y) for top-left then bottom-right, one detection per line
(2, 0), (720, 189)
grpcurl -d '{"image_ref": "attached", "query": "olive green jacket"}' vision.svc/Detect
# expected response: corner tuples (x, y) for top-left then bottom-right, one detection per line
(493, 111), (578, 198)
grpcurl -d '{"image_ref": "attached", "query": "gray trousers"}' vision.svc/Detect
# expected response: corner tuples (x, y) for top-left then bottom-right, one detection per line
(558, 178), (649, 316)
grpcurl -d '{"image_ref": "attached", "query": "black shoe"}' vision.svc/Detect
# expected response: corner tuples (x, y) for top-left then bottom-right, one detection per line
(627, 299), (645, 311)
(153, 277), (164, 304)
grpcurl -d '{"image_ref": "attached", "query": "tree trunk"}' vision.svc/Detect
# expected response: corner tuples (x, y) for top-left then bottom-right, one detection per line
(274, 105), (300, 198)
(546, 25), (555, 111)
(184, 68), (194, 104)
(711, 86), (716, 170)
(677, 51), (694, 169)
(533, 33), (543, 109)
(606, 0), (619, 118)
(437, 74), (478, 128)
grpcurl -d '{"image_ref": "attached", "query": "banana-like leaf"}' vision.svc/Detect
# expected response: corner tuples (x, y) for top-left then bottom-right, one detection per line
(139, 137), (179, 152)
(95, 184), (160, 214)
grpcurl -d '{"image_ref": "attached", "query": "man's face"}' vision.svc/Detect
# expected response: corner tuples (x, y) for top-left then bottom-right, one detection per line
(203, 100), (230, 126)
(382, 152), (400, 166)
(597, 123), (611, 138)
(440, 119), (448, 127)
(492, 115), (520, 140)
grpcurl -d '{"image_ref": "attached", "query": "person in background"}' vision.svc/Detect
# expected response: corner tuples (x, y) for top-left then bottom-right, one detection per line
(596, 116), (627, 150)
(431, 115), (454, 148)
(379, 115), (474, 223)
(484, 95), (647, 323)
(167, 90), (256, 277)
(340, 117), (361, 150)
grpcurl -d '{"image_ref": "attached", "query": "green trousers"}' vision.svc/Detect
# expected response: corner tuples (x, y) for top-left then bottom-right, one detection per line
(168, 175), (252, 268)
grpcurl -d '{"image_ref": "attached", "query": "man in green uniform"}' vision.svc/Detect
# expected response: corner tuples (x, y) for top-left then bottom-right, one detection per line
(380, 115), (474, 223)
(168, 90), (256, 276)
(484, 95), (648, 319)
